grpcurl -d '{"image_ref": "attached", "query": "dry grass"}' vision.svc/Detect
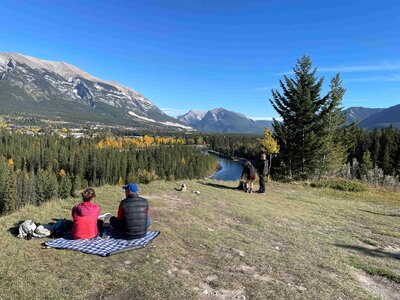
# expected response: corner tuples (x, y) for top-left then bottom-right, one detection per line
(0, 180), (399, 299)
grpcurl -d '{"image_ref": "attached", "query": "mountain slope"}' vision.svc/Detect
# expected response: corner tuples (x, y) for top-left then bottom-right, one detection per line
(0, 53), (188, 129)
(358, 104), (400, 129)
(343, 107), (384, 125)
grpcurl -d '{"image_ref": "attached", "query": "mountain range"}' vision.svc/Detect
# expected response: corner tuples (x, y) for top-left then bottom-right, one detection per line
(177, 108), (273, 134)
(0, 53), (189, 130)
(0, 53), (399, 133)
(343, 106), (400, 129)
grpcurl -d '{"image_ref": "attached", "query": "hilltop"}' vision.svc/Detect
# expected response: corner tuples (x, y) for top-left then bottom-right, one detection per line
(0, 180), (399, 299)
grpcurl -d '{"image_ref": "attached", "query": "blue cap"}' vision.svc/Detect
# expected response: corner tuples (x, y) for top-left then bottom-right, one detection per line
(122, 183), (139, 193)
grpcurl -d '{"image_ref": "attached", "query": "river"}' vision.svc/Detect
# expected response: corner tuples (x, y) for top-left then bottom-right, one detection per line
(211, 156), (245, 181)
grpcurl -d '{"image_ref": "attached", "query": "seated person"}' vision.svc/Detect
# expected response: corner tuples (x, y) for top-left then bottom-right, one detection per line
(110, 183), (150, 239)
(71, 188), (101, 239)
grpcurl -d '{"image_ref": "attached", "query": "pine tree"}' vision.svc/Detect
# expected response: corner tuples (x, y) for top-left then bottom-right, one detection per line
(45, 169), (58, 201)
(0, 156), (8, 213)
(361, 150), (373, 179)
(317, 74), (347, 178)
(59, 173), (72, 199)
(36, 168), (47, 204)
(3, 168), (17, 214)
(270, 55), (344, 179)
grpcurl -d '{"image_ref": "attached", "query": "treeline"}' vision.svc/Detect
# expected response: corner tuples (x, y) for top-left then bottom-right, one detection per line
(346, 126), (400, 178)
(202, 134), (259, 159)
(0, 131), (216, 215)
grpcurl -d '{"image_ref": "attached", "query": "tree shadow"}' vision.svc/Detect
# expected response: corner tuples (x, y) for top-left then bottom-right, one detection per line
(199, 181), (239, 190)
(359, 209), (399, 217)
(335, 243), (400, 260)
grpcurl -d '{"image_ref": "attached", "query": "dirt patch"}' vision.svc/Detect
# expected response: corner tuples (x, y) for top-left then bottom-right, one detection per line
(196, 282), (246, 299)
(356, 272), (400, 300)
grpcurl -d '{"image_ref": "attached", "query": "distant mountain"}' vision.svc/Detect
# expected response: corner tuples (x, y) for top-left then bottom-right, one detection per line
(177, 108), (273, 134)
(343, 107), (385, 125)
(0, 53), (189, 130)
(254, 120), (274, 129)
(358, 104), (400, 129)
(176, 110), (206, 127)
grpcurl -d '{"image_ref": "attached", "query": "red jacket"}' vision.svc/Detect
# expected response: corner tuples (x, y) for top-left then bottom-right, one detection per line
(71, 202), (100, 239)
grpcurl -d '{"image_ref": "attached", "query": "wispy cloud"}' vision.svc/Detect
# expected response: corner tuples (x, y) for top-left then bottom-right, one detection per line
(346, 74), (400, 83)
(251, 86), (274, 92)
(276, 62), (400, 76)
(250, 116), (282, 121)
(319, 63), (400, 73)
(160, 107), (189, 117)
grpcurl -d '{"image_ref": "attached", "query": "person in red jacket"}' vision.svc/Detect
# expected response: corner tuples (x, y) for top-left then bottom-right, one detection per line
(71, 188), (101, 239)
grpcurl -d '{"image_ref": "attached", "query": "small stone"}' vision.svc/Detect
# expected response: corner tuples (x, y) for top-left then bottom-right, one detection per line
(203, 289), (209, 295)
(207, 228), (214, 232)
(153, 259), (161, 264)
(297, 286), (307, 292)
(275, 246), (280, 250)
(206, 275), (218, 283)
(123, 260), (131, 265)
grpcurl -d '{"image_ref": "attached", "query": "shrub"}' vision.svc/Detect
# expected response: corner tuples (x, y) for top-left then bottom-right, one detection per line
(310, 178), (366, 192)
(137, 169), (159, 184)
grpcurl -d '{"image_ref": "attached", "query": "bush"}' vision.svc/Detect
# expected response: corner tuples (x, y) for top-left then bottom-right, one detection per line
(310, 178), (366, 192)
(137, 169), (159, 184)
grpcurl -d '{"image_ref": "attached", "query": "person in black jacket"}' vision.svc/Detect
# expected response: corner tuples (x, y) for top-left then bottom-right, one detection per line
(110, 183), (150, 239)
(257, 153), (269, 194)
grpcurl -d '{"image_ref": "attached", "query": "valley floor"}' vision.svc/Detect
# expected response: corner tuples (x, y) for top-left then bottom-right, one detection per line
(0, 180), (399, 299)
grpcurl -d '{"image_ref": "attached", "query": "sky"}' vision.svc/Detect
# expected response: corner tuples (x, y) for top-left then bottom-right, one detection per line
(1, 0), (399, 119)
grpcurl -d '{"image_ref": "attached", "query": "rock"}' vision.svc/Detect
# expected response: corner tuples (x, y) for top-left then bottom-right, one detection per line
(206, 275), (218, 283)
(123, 260), (131, 265)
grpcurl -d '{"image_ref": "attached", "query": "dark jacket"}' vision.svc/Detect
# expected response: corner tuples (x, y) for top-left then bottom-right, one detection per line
(257, 159), (269, 176)
(241, 164), (257, 179)
(118, 194), (149, 239)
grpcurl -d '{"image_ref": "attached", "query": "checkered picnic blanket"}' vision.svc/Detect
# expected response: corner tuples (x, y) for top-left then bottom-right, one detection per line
(44, 231), (160, 257)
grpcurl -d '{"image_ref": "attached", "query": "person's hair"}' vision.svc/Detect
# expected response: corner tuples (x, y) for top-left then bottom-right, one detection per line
(245, 161), (251, 166)
(81, 188), (96, 202)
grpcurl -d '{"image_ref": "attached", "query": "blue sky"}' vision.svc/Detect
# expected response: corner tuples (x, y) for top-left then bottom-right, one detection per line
(1, 0), (399, 119)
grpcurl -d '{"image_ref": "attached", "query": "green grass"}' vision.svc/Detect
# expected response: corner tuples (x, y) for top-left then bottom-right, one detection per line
(349, 258), (400, 284)
(0, 180), (399, 299)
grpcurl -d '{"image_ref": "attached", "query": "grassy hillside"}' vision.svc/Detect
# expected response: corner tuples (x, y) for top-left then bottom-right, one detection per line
(0, 180), (399, 299)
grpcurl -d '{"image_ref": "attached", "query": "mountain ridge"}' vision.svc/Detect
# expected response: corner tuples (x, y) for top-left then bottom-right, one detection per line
(0, 52), (188, 130)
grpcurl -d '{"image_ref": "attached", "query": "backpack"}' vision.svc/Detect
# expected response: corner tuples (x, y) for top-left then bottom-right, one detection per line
(51, 219), (73, 238)
(17, 220), (52, 239)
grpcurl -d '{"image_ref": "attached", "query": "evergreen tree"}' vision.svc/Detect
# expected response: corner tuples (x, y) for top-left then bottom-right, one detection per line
(36, 168), (47, 204)
(45, 169), (59, 201)
(270, 55), (344, 179)
(3, 168), (17, 214)
(59, 173), (72, 199)
(317, 74), (347, 178)
(361, 150), (373, 179)
(0, 156), (8, 213)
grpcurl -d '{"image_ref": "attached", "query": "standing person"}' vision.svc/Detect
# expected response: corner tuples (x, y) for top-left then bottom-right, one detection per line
(257, 153), (269, 194)
(71, 188), (101, 239)
(241, 161), (257, 193)
(110, 183), (150, 239)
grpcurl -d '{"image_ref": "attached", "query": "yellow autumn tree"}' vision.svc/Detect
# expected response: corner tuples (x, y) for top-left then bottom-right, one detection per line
(7, 158), (14, 168)
(259, 128), (280, 178)
(58, 169), (66, 178)
(117, 176), (124, 186)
